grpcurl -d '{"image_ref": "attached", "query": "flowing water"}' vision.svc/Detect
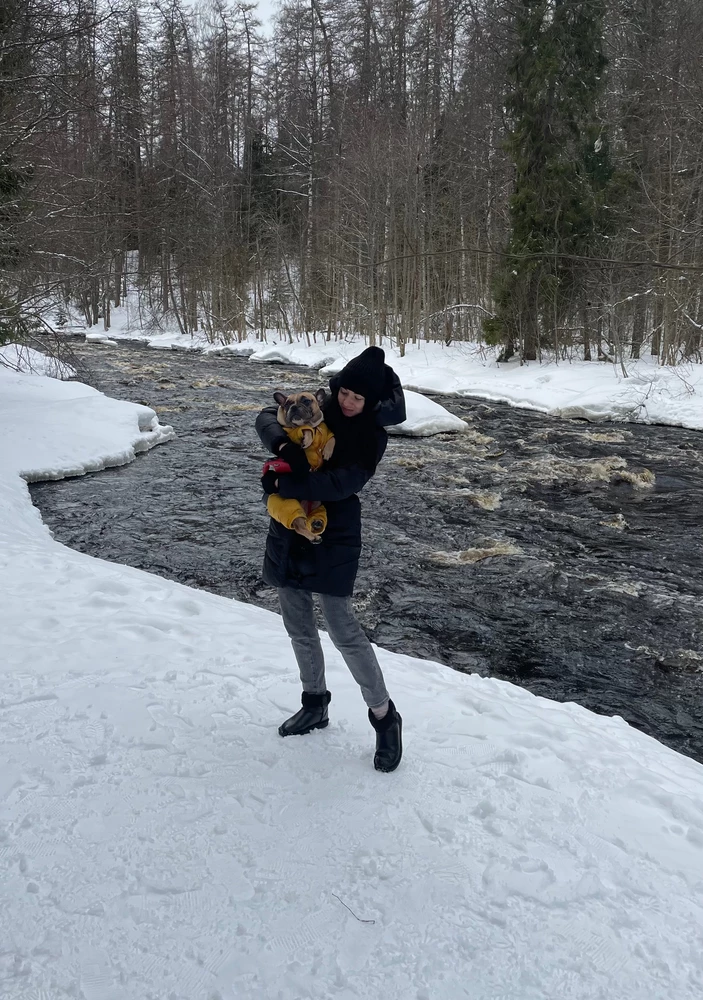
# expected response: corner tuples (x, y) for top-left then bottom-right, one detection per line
(29, 340), (703, 762)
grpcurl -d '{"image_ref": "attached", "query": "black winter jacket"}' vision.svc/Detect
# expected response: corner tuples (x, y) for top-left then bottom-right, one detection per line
(255, 366), (406, 596)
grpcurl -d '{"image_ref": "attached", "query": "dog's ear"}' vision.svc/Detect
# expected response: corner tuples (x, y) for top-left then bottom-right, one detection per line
(315, 388), (327, 407)
(273, 391), (288, 407)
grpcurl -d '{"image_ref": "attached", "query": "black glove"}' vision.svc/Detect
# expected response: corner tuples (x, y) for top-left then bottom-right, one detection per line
(278, 441), (310, 475)
(261, 470), (279, 494)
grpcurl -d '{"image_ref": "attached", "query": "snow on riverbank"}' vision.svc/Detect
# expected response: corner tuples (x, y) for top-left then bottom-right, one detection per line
(389, 389), (467, 436)
(0, 342), (77, 379)
(2, 359), (703, 998)
(0, 364), (174, 483)
(61, 304), (703, 433)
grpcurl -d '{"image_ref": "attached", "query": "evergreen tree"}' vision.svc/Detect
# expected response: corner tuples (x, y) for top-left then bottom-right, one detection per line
(485, 0), (612, 360)
(0, 1), (34, 345)
(0, 156), (34, 345)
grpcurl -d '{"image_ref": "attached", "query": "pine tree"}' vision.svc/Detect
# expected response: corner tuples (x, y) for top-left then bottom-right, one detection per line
(485, 0), (612, 360)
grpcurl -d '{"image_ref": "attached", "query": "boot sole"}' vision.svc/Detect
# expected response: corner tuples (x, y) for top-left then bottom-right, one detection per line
(278, 718), (329, 738)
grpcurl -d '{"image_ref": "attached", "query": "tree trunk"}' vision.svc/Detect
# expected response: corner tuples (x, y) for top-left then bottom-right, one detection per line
(631, 294), (645, 359)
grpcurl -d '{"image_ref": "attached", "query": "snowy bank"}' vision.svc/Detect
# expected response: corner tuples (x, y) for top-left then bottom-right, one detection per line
(0, 342), (76, 379)
(67, 303), (703, 433)
(1, 357), (703, 999)
(387, 389), (467, 436)
(0, 364), (174, 484)
(322, 342), (703, 431)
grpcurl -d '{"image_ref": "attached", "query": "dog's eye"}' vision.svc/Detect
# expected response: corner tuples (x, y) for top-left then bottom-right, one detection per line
(300, 396), (311, 405)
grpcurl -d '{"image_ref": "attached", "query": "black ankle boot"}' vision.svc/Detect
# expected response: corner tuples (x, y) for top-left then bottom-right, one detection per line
(278, 691), (331, 737)
(368, 700), (403, 772)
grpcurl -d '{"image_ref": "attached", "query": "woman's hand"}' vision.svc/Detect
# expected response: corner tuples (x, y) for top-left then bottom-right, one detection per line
(261, 471), (279, 494)
(277, 441), (309, 475)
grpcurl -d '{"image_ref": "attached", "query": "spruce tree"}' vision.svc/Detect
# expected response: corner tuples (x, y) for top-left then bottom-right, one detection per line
(0, 0), (34, 345)
(485, 0), (612, 360)
(0, 157), (33, 346)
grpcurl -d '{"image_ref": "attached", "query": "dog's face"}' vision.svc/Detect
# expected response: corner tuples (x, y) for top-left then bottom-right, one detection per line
(273, 389), (327, 428)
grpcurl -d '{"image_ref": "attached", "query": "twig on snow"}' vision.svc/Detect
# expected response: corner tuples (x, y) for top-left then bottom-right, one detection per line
(331, 893), (376, 924)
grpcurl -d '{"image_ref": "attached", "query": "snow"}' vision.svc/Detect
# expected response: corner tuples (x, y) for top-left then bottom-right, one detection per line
(387, 389), (468, 437)
(85, 331), (118, 347)
(61, 302), (703, 433)
(0, 342), (76, 379)
(0, 363), (174, 482)
(322, 342), (703, 431)
(248, 342), (344, 368)
(1, 356), (703, 999)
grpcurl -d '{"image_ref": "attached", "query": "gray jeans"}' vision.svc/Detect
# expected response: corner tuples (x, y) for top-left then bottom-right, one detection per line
(277, 588), (390, 710)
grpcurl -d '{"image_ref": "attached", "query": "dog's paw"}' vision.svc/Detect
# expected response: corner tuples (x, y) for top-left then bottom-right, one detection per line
(322, 437), (335, 461)
(292, 517), (319, 543)
(300, 429), (314, 449)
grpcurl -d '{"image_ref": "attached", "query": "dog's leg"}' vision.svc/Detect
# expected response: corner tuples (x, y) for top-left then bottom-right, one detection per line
(291, 516), (323, 544)
(322, 436), (335, 462)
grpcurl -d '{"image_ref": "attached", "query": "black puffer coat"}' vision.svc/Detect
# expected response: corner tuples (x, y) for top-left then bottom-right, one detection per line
(255, 367), (406, 597)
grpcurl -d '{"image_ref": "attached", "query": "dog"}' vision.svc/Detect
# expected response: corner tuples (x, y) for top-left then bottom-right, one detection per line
(273, 389), (335, 464)
(263, 389), (335, 543)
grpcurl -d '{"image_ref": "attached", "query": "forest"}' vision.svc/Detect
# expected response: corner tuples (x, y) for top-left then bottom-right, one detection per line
(1, 0), (702, 362)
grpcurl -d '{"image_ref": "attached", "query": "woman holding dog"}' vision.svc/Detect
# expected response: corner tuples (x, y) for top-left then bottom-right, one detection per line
(255, 346), (405, 772)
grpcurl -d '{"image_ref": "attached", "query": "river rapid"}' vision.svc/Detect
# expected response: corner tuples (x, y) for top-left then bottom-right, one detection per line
(29, 340), (703, 762)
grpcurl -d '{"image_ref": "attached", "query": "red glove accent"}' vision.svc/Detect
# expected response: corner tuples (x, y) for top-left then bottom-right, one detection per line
(262, 458), (292, 477)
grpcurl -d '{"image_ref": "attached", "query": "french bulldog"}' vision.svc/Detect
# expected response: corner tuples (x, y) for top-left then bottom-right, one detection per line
(263, 389), (335, 543)
(273, 389), (335, 463)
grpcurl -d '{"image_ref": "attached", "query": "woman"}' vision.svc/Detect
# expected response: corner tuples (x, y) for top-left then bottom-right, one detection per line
(255, 346), (406, 772)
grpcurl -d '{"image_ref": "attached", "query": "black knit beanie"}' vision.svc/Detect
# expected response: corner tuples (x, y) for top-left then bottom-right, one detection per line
(336, 346), (386, 405)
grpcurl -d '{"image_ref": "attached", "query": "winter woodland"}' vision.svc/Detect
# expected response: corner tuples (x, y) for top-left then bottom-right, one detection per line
(2, 0), (703, 364)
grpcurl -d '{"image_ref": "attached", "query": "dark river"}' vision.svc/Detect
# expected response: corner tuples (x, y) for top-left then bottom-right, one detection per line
(30, 340), (703, 762)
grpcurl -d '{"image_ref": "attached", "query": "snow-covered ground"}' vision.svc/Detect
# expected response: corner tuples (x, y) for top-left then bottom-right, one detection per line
(2, 356), (703, 1000)
(389, 389), (467, 436)
(0, 343), (77, 380)
(61, 303), (703, 433)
